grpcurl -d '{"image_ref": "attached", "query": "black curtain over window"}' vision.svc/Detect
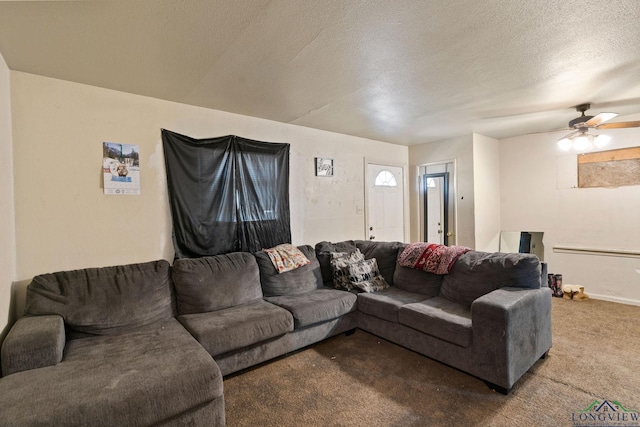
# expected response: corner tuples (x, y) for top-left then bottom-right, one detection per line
(162, 129), (291, 258)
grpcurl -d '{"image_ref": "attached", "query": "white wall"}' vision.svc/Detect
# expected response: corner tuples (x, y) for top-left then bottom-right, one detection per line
(0, 52), (15, 340)
(472, 134), (501, 252)
(10, 72), (408, 316)
(409, 135), (475, 247)
(500, 127), (640, 305)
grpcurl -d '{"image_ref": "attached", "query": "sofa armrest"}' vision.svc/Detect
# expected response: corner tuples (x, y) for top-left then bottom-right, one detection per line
(470, 287), (552, 389)
(1, 315), (66, 376)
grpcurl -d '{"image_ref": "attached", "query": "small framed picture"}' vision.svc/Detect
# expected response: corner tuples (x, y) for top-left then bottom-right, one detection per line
(315, 157), (334, 177)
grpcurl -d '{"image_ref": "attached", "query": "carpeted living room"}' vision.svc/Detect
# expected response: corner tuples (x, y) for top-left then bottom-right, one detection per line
(1, 2), (640, 427)
(224, 298), (640, 426)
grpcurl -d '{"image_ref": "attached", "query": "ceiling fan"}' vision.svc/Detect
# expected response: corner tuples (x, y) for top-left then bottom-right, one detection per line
(557, 103), (640, 151)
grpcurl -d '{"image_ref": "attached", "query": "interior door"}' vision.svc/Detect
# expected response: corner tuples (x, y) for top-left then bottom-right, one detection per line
(424, 172), (449, 245)
(366, 164), (404, 242)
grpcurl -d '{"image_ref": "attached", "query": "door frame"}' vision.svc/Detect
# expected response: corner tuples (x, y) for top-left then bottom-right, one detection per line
(364, 158), (409, 243)
(423, 172), (449, 245)
(416, 159), (458, 245)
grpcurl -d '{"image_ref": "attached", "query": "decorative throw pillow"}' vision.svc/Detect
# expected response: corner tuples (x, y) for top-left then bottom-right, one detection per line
(263, 243), (310, 274)
(330, 249), (364, 290)
(347, 258), (390, 293)
(315, 240), (358, 286)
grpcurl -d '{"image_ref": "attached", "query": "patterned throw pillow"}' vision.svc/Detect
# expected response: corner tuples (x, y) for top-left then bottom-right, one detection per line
(330, 250), (364, 290)
(263, 243), (310, 274)
(347, 258), (390, 293)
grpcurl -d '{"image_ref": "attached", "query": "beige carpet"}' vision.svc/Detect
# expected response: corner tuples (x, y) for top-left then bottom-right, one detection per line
(223, 298), (640, 426)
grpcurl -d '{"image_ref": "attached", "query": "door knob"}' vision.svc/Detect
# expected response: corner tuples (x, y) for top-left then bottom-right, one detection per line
(446, 232), (453, 237)
(369, 226), (373, 231)
(369, 235), (376, 240)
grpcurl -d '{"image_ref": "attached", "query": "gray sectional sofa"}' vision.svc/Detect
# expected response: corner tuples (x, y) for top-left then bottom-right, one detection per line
(0, 240), (552, 426)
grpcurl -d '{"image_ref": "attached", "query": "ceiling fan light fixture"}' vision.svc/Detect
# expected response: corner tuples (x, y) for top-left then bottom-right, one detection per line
(557, 137), (573, 151)
(594, 134), (611, 148)
(572, 135), (593, 151)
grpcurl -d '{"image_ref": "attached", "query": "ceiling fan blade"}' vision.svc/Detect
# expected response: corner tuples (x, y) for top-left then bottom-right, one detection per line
(559, 130), (581, 140)
(585, 112), (618, 127)
(597, 121), (640, 129)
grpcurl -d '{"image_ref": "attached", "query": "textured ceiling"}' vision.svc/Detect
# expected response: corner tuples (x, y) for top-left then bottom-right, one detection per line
(1, 0), (640, 145)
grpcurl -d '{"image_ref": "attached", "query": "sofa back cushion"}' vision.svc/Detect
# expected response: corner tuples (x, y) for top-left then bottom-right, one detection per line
(315, 240), (358, 286)
(393, 246), (443, 296)
(355, 240), (405, 286)
(255, 245), (324, 297)
(25, 260), (174, 335)
(172, 252), (262, 314)
(439, 251), (541, 307)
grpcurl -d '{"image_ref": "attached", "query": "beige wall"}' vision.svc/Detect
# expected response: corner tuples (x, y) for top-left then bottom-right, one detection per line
(409, 135), (475, 247)
(10, 72), (408, 316)
(0, 52), (15, 340)
(472, 134), (501, 252)
(500, 125), (640, 305)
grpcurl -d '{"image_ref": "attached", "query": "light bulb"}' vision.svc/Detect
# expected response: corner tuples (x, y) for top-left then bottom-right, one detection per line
(594, 134), (611, 148)
(557, 138), (573, 151)
(573, 135), (593, 151)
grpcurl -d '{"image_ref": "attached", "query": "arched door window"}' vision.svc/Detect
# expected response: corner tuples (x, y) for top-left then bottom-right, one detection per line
(374, 170), (398, 187)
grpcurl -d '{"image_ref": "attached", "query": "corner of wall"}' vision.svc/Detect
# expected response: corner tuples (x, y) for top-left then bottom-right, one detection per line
(0, 51), (17, 342)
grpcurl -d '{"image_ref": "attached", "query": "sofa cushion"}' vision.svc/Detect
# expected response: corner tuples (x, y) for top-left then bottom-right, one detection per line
(25, 260), (174, 335)
(255, 245), (323, 297)
(399, 297), (472, 347)
(439, 251), (541, 307)
(178, 300), (294, 357)
(393, 249), (443, 296)
(355, 240), (405, 285)
(265, 288), (357, 328)
(0, 318), (222, 426)
(346, 258), (390, 293)
(315, 240), (358, 286)
(172, 252), (263, 314)
(357, 287), (429, 323)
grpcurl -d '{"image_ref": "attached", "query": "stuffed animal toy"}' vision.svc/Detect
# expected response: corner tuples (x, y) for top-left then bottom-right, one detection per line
(561, 284), (589, 301)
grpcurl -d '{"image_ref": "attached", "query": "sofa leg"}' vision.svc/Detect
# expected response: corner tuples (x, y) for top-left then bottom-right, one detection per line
(540, 351), (549, 360)
(485, 382), (511, 395)
(344, 329), (356, 336)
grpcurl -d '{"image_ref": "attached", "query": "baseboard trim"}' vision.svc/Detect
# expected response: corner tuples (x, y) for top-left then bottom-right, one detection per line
(589, 293), (640, 307)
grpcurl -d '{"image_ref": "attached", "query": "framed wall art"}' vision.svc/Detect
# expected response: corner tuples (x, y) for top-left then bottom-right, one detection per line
(315, 157), (334, 177)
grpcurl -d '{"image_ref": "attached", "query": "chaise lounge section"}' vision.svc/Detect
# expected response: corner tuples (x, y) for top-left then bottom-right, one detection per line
(0, 260), (225, 426)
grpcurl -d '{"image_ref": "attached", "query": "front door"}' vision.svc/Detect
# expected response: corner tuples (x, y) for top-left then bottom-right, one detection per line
(366, 164), (404, 242)
(424, 172), (450, 245)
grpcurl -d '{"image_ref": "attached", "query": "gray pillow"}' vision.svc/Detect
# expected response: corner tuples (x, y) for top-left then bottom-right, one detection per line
(255, 245), (323, 297)
(439, 251), (541, 307)
(172, 252), (262, 314)
(26, 260), (174, 335)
